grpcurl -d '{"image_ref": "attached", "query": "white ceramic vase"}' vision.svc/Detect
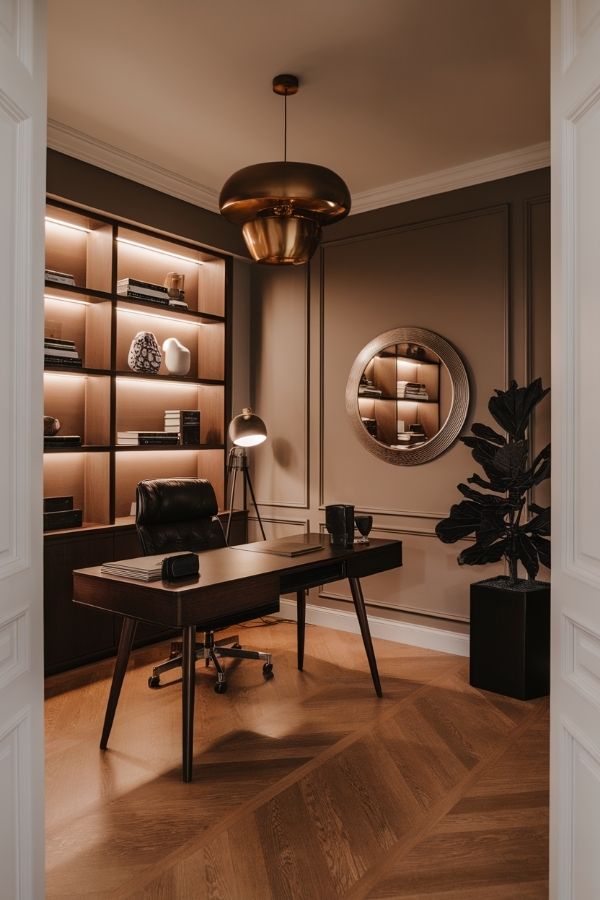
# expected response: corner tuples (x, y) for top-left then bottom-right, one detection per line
(162, 337), (191, 377)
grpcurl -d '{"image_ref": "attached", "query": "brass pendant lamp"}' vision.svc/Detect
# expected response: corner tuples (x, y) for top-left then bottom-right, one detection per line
(219, 74), (351, 265)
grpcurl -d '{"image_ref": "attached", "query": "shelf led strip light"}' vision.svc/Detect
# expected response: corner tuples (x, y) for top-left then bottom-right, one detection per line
(116, 306), (205, 327)
(116, 236), (202, 266)
(45, 216), (91, 233)
(44, 293), (88, 307)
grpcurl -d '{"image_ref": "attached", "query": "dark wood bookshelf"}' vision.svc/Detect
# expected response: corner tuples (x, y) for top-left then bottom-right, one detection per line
(43, 197), (235, 675)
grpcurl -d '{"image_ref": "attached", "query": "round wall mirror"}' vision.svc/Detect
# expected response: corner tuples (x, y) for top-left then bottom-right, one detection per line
(345, 327), (469, 465)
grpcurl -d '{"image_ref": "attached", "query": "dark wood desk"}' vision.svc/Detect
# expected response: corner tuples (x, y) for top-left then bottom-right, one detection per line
(73, 535), (402, 781)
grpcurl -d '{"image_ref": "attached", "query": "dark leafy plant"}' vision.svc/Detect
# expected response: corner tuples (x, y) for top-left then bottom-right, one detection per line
(435, 378), (551, 584)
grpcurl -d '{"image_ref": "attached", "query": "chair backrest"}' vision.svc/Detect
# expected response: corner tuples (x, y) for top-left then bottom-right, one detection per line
(135, 478), (227, 556)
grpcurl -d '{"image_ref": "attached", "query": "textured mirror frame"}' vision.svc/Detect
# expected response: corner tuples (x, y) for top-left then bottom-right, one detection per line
(345, 327), (470, 466)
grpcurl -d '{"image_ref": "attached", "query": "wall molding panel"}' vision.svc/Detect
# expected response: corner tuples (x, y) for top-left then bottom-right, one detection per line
(564, 82), (600, 588)
(0, 607), (28, 691)
(561, 0), (600, 71)
(563, 611), (600, 710)
(0, 93), (32, 579)
(0, 708), (32, 900)
(559, 718), (600, 898)
(252, 169), (549, 641)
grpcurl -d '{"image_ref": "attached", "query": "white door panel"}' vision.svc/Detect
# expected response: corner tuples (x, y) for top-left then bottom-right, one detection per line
(552, 0), (600, 896)
(0, 1), (46, 898)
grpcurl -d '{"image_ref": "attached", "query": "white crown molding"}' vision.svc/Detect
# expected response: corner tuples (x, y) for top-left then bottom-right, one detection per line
(47, 119), (220, 212)
(278, 598), (469, 657)
(350, 141), (551, 214)
(47, 119), (549, 218)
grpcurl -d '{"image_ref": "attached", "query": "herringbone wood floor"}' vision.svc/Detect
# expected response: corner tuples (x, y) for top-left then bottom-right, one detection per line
(45, 620), (549, 899)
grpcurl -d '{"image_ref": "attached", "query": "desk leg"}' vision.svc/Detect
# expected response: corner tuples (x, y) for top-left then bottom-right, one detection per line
(297, 590), (306, 670)
(182, 625), (196, 782)
(100, 616), (137, 750)
(348, 577), (382, 698)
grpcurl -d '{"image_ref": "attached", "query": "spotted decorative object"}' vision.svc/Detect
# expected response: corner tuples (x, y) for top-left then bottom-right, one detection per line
(127, 331), (162, 375)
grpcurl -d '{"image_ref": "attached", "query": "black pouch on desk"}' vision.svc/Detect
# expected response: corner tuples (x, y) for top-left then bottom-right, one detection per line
(161, 553), (199, 582)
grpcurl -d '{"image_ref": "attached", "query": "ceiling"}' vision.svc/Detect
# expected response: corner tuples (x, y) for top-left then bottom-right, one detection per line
(47, 0), (550, 215)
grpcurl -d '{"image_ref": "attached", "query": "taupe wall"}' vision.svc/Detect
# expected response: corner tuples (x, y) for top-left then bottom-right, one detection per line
(249, 170), (550, 634)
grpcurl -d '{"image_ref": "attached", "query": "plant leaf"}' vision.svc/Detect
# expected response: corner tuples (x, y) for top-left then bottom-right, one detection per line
(488, 378), (550, 439)
(457, 483), (510, 506)
(435, 501), (482, 544)
(531, 534), (551, 568)
(523, 506), (550, 536)
(471, 422), (506, 445)
(516, 532), (540, 580)
(458, 538), (508, 566)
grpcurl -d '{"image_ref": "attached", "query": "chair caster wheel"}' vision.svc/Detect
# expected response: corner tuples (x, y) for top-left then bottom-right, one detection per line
(214, 681), (227, 694)
(148, 675), (160, 689)
(263, 663), (274, 680)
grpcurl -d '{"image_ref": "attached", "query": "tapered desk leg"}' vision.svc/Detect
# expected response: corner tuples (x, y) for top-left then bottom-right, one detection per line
(297, 590), (306, 670)
(348, 577), (382, 698)
(100, 616), (137, 750)
(182, 625), (196, 782)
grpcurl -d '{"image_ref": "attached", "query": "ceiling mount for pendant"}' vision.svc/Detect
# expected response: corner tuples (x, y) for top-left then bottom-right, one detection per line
(272, 73), (299, 96)
(219, 73), (351, 265)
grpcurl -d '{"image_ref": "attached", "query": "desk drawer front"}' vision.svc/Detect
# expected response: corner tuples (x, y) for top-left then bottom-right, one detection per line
(281, 560), (346, 594)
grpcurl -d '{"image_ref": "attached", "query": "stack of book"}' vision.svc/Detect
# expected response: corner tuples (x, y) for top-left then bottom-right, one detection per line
(397, 381), (429, 400)
(43, 495), (82, 531)
(45, 268), (75, 286)
(164, 409), (201, 446)
(44, 337), (82, 368)
(100, 553), (167, 582)
(117, 430), (179, 446)
(117, 277), (188, 310)
(44, 434), (82, 448)
(359, 377), (382, 399)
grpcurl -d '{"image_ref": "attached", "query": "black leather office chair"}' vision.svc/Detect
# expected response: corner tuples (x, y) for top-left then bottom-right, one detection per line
(136, 477), (276, 693)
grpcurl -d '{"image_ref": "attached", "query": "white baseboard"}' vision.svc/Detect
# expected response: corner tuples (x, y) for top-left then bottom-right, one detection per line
(277, 598), (469, 657)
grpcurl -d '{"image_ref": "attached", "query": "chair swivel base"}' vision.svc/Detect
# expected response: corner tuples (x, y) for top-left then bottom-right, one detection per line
(148, 632), (273, 693)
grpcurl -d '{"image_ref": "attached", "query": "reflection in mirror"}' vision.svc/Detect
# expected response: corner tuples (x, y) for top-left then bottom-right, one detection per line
(358, 342), (452, 449)
(346, 328), (469, 466)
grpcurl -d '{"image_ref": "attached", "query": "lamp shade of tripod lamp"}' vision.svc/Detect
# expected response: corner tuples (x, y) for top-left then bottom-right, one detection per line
(226, 408), (267, 541)
(228, 408), (267, 447)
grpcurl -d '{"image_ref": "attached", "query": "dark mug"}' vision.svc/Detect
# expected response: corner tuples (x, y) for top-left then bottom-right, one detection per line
(325, 504), (355, 549)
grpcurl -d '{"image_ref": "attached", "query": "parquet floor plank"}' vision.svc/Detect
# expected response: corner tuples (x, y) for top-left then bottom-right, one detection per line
(45, 621), (548, 899)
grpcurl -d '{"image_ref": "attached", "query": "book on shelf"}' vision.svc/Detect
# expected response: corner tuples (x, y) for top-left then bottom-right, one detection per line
(43, 495), (73, 512)
(44, 346), (80, 359)
(163, 410), (201, 446)
(117, 279), (169, 302)
(168, 299), (189, 310)
(44, 435), (82, 446)
(117, 277), (169, 294)
(45, 268), (75, 286)
(44, 337), (77, 349)
(397, 380), (429, 400)
(117, 289), (170, 305)
(117, 430), (179, 446)
(44, 356), (83, 368)
(43, 508), (83, 531)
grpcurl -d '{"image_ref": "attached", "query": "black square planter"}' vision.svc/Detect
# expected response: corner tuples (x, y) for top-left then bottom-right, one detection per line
(469, 576), (550, 700)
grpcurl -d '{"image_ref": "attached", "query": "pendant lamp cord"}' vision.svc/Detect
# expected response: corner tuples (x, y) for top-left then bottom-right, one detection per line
(283, 93), (287, 162)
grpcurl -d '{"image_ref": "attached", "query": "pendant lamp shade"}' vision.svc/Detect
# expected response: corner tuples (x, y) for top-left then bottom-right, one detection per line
(228, 408), (267, 447)
(219, 75), (351, 265)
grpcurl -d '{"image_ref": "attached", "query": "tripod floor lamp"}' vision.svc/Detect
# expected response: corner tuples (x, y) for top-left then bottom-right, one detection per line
(225, 408), (267, 543)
